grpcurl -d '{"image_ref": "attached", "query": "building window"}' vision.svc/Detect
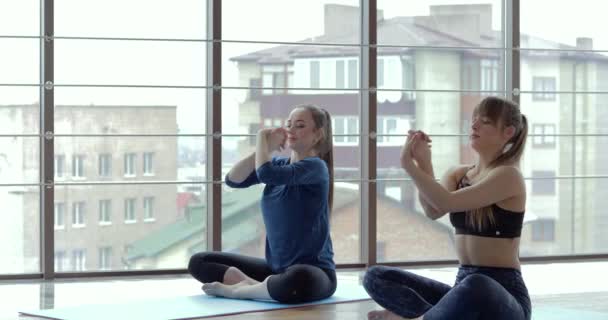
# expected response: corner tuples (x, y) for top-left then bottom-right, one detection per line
(99, 200), (111, 225)
(332, 116), (359, 145)
(401, 56), (416, 100)
(249, 78), (262, 100)
(336, 60), (345, 89)
(54, 155), (65, 179)
(72, 202), (86, 228)
(98, 247), (112, 270)
(377, 58), (385, 87)
(481, 59), (499, 94)
(262, 65), (290, 94)
(144, 197), (155, 221)
(54, 251), (68, 272)
(54, 203), (65, 229)
(310, 60), (320, 88)
(124, 198), (136, 223)
(143, 152), (154, 175)
(378, 117), (411, 145)
(348, 59), (358, 89)
(532, 124), (556, 148)
(532, 77), (556, 101)
(532, 170), (556, 195)
(98, 153), (111, 177)
(72, 155), (85, 178)
(531, 219), (555, 242)
(124, 153), (136, 176)
(72, 249), (86, 271)
(462, 58), (478, 91)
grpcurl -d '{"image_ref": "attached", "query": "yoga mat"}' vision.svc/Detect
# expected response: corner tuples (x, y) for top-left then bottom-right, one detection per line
(532, 307), (608, 320)
(20, 283), (371, 320)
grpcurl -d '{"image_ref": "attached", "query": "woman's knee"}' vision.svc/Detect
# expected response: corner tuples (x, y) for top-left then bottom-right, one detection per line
(459, 274), (502, 301)
(188, 252), (211, 274)
(269, 266), (330, 303)
(363, 265), (404, 291)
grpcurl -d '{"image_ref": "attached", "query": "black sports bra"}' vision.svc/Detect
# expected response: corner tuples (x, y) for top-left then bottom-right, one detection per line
(449, 168), (525, 238)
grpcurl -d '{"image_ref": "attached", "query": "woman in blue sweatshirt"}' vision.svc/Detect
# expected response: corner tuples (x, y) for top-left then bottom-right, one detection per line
(188, 104), (336, 304)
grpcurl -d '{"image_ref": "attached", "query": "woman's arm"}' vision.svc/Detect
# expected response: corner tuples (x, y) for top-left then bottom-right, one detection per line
(417, 164), (466, 220)
(407, 163), (524, 213)
(407, 130), (445, 219)
(255, 128), (286, 170)
(402, 133), (523, 213)
(227, 152), (256, 184)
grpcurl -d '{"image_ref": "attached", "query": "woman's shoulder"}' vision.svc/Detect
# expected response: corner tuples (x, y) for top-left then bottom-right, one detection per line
(489, 165), (523, 179)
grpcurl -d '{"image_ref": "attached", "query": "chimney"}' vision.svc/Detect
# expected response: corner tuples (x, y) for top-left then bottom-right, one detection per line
(416, 4), (492, 42)
(324, 4), (384, 38)
(576, 37), (593, 50)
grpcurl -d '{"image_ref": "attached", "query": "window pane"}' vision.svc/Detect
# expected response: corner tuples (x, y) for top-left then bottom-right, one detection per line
(376, 181), (457, 262)
(378, 1), (503, 48)
(55, 40), (206, 86)
(0, 186), (40, 274)
(520, 93), (608, 135)
(0, 137), (39, 185)
(0, 39), (39, 85)
(0, 0), (39, 35)
(522, 1), (608, 50)
(54, 136), (206, 183)
(223, 43), (361, 90)
(54, 184), (204, 271)
(54, 88), (207, 135)
(55, 0), (206, 39)
(0, 89), (40, 135)
(223, 1), (359, 44)
(522, 178), (608, 256)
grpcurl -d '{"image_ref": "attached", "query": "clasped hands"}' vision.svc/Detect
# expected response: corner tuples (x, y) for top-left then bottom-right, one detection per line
(400, 129), (432, 171)
(258, 128), (288, 152)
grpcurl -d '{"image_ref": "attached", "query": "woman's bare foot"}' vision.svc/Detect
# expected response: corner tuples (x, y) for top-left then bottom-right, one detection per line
(223, 267), (258, 285)
(202, 281), (247, 299)
(368, 310), (423, 320)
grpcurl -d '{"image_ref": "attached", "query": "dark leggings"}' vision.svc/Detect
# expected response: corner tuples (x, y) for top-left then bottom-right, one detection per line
(363, 265), (531, 320)
(188, 252), (337, 304)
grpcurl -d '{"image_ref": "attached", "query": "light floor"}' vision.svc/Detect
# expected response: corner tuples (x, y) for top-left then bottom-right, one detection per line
(1, 261), (607, 320)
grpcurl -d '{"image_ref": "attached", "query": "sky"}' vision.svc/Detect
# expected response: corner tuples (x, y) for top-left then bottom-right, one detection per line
(1, 0), (608, 138)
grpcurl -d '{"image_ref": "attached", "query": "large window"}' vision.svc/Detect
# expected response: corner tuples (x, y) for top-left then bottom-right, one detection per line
(124, 198), (136, 223)
(98, 247), (112, 270)
(123, 153), (136, 177)
(72, 202), (86, 228)
(54, 203), (66, 230)
(55, 155), (66, 179)
(98, 154), (112, 177)
(4, 0), (608, 278)
(532, 124), (556, 148)
(532, 77), (556, 101)
(72, 155), (85, 179)
(98, 200), (112, 225)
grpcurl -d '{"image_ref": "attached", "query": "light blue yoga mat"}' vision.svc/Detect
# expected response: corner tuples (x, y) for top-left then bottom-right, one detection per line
(532, 307), (608, 320)
(20, 283), (371, 320)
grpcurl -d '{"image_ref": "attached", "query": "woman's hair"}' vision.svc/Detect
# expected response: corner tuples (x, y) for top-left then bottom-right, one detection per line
(468, 96), (528, 230)
(295, 104), (334, 212)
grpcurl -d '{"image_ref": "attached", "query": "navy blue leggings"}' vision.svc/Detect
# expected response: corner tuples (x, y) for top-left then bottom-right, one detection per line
(363, 265), (531, 320)
(188, 252), (337, 304)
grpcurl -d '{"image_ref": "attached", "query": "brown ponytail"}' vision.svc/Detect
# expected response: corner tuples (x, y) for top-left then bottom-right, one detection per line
(296, 104), (334, 213)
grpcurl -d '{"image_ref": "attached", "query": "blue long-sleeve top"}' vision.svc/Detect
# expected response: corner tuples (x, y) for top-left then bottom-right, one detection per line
(225, 156), (335, 273)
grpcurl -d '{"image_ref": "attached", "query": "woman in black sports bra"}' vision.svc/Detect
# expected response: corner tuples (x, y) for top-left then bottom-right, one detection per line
(364, 96), (531, 320)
